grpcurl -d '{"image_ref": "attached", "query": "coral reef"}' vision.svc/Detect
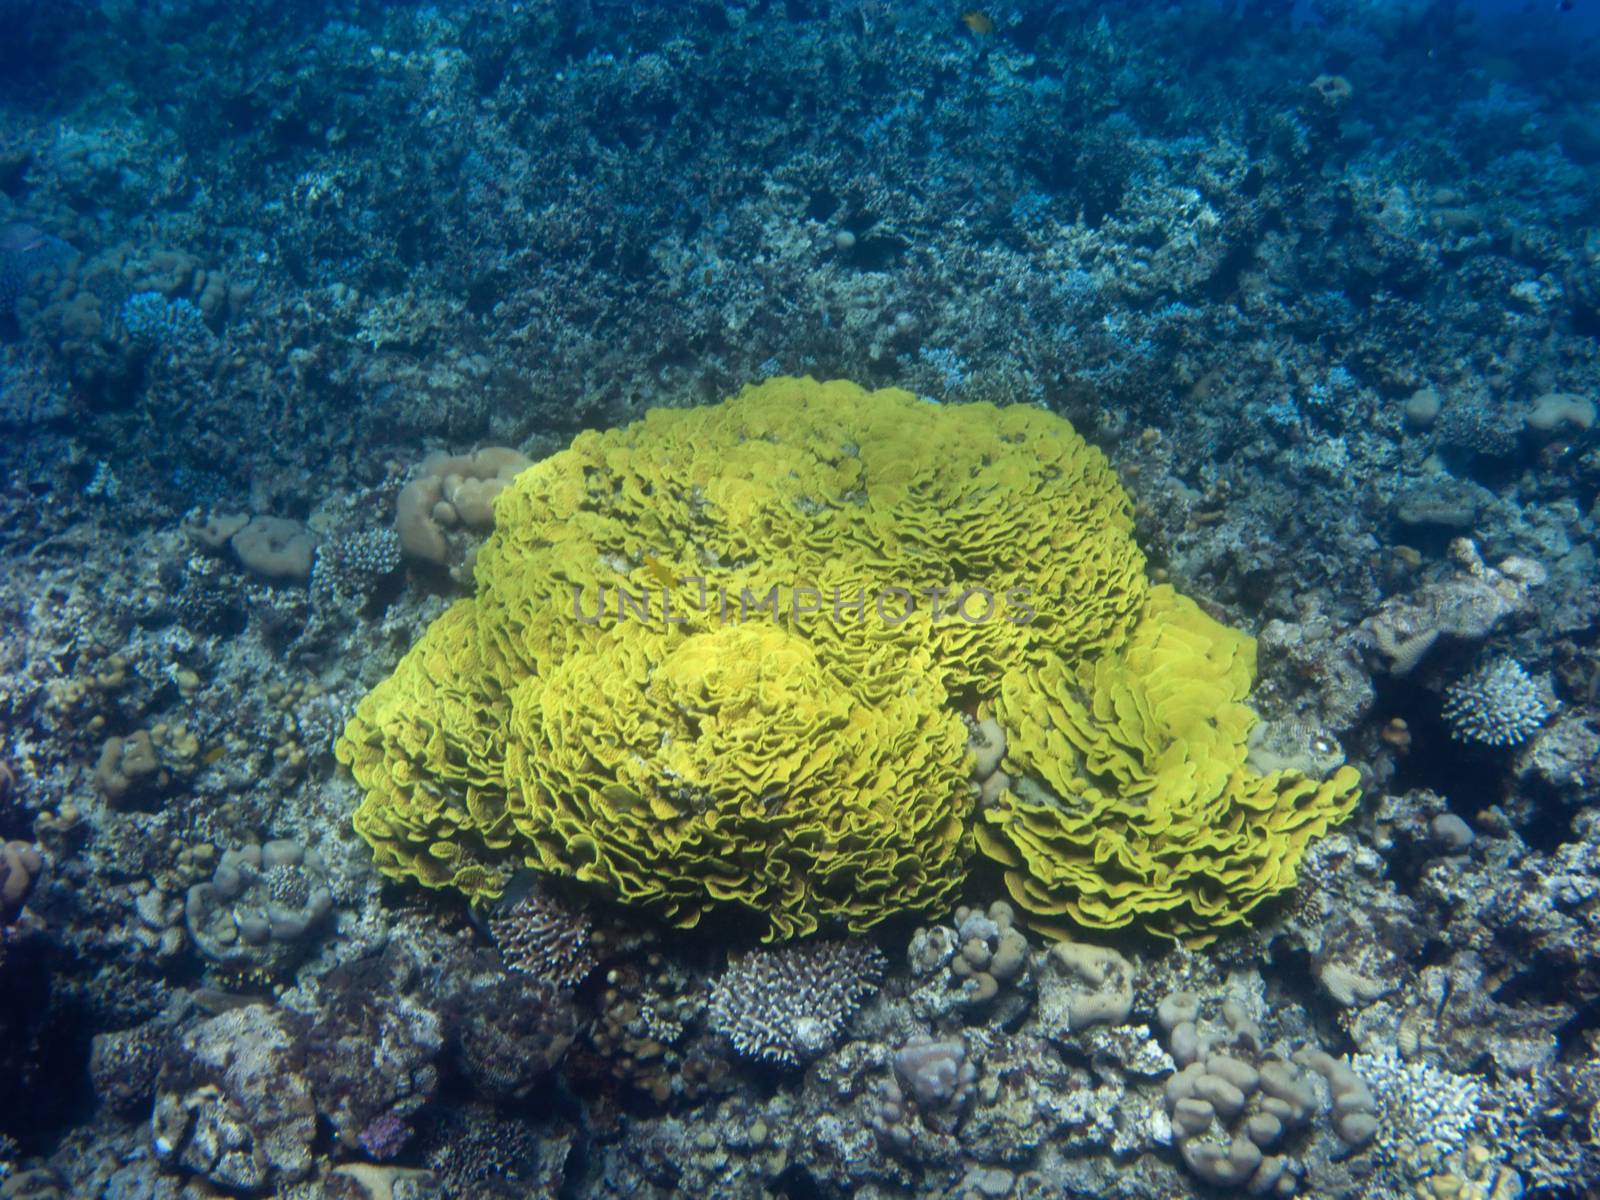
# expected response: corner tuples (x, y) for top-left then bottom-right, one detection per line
(449, 964), (583, 1103)
(0, 0), (1598, 1195)
(151, 1004), (319, 1192)
(298, 952), (443, 1159)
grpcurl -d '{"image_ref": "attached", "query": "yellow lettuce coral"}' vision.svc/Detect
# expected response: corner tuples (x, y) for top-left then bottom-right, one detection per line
(336, 376), (1357, 943)
(976, 586), (1359, 944)
(506, 622), (969, 940)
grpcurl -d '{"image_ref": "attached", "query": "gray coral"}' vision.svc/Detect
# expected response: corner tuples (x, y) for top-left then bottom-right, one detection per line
(871, 1036), (980, 1153)
(183, 840), (335, 974)
(707, 940), (887, 1066)
(1442, 658), (1551, 747)
(1350, 1044), (1480, 1160)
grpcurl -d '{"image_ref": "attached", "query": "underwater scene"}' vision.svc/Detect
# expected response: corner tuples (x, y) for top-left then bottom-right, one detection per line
(2, 0), (1600, 1197)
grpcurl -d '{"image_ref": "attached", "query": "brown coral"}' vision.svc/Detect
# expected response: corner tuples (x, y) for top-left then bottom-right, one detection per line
(394, 445), (531, 566)
(485, 876), (598, 989)
(0, 840), (42, 914)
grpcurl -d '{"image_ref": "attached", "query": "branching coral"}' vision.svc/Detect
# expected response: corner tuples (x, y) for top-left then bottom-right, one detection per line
(1442, 657), (1551, 747)
(708, 940), (887, 1065)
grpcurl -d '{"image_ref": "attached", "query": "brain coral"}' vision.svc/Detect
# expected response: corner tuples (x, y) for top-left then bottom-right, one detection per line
(337, 377), (1358, 943)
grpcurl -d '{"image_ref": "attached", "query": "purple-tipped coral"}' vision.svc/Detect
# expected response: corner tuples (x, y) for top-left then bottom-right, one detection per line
(871, 1036), (979, 1152)
(356, 1110), (411, 1161)
(485, 877), (598, 990)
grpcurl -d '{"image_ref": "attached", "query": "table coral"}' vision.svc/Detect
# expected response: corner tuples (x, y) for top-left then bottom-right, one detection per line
(338, 377), (1357, 943)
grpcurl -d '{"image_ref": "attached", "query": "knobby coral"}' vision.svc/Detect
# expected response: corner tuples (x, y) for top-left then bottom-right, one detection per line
(337, 377), (1358, 944)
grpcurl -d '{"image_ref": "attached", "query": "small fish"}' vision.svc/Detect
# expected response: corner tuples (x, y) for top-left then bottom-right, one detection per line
(643, 553), (679, 588)
(0, 223), (50, 254)
(960, 10), (994, 35)
(0, 222), (72, 312)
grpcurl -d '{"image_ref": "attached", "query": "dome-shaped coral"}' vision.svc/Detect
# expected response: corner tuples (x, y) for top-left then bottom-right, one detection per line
(337, 377), (1358, 944)
(1441, 657), (1551, 747)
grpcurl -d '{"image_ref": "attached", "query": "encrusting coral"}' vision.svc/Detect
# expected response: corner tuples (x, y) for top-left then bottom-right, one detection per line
(337, 377), (1359, 943)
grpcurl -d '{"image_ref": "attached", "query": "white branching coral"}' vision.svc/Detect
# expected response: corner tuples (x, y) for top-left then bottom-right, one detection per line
(1441, 658), (1550, 747)
(1353, 1044), (1482, 1157)
(708, 940), (887, 1065)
